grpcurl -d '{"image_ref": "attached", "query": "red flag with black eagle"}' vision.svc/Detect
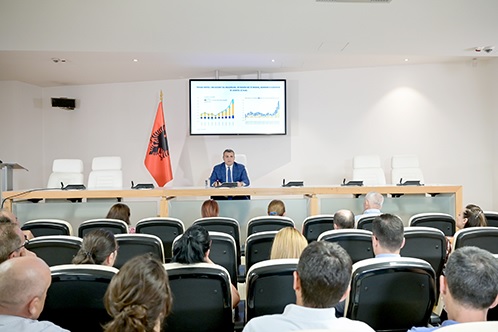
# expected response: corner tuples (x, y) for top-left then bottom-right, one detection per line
(144, 93), (173, 186)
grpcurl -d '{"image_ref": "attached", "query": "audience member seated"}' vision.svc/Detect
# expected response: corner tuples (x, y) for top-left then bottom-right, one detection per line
(104, 254), (172, 332)
(372, 213), (405, 258)
(201, 199), (219, 218)
(242, 241), (375, 332)
(335, 213), (405, 317)
(270, 227), (308, 259)
(0, 256), (69, 331)
(0, 217), (36, 263)
(106, 203), (135, 233)
(268, 199), (286, 216)
(456, 204), (487, 230)
(171, 224), (240, 308)
(1, 209), (34, 240)
(72, 229), (118, 266)
(355, 192), (384, 222)
(408, 246), (498, 331)
(333, 209), (355, 230)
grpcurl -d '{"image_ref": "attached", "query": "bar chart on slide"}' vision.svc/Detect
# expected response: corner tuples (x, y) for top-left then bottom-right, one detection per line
(190, 79), (286, 135)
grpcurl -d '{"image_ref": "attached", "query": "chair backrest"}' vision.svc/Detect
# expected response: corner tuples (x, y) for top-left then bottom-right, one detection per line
(78, 218), (129, 238)
(345, 257), (436, 331)
(39, 264), (118, 332)
(302, 214), (335, 243)
(193, 217), (241, 265)
(236, 153), (247, 167)
(391, 154), (424, 185)
(47, 159), (84, 188)
(401, 226), (446, 280)
(352, 155), (386, 185)
(114, 233), (164, 269)
(245, 231), (278, 273)
(21, 219), (73, 236)
(135, 217), (184, 262)
(409, 212), (456, 236)
(247, 216), (295, 236)
(318, 229), (374, 264)
(208, 231), (238, 287)
(452, 227), (498, 254)
(163, 262), (233, 332)
(356, 215), (377, 231)
(245, 258), (298, 323)
(87, 156), (123, 189)
(25, 235), (83, 266)
(484, 211), (498, 228)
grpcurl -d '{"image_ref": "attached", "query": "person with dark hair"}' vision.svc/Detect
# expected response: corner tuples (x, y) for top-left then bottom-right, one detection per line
(408, 246), (498, 331)
(242, 241), (374, 332)
(267, 199), (286, 216)
(209, 149), (250, 188)
(103, 254), (172, 332)
(333, 209), (355, 229)
(371, 213), (405, 257)
(0, 217), (35, 264)
(456, 204), (487, 229)
(0, 256), (69, 331)
(171, 224), (240, 308)
(106, 203), (134, 233)
(72, 229), (118, 266)
(201, 199), (219, 218)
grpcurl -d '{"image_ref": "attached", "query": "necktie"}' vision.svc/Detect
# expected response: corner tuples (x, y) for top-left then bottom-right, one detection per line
(227, 167), (232, 182)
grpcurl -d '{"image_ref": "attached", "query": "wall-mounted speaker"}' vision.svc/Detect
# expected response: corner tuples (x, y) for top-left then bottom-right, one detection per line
(51, 97), (76, 110)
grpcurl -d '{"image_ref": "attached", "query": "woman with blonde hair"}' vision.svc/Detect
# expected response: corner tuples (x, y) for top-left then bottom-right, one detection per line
(270, 227), (308, 259)
(104, 254), (172, 332)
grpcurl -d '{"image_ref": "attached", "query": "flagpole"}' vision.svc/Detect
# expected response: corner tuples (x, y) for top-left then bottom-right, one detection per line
(160, 90), (163, 103)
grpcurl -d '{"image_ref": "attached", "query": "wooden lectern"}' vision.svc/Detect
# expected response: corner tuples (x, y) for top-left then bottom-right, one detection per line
(0, 162), (28, 191)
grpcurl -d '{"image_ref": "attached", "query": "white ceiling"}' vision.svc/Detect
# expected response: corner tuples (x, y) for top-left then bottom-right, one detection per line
(0, 0), (497, 87)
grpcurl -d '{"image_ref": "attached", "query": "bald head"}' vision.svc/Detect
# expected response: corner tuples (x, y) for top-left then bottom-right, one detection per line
(333, 209), (355, 229)
(0, 256), (51, 319)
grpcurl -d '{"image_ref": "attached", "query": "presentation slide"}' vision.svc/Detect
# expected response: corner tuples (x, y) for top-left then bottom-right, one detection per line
(189, 79), (286, 135)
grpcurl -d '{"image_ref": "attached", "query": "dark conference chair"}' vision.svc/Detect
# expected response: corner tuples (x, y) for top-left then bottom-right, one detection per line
(302, 214), (335, 243)
(246, 216), (295, 236)
(207, 231), (238, 287)
(318, 229), (374, 264)
(245, 258), (298, 324)
(25, 235), (82, 266)
(484, 211), (498, 228)
(345, 257), (437, 332)
(244, 231), (278, 274)
(356, 215), (377, 231)
(409, 213), (456, 236)
(163, 263), (233, 332)
(21, 219), (73, 236)
(135, 217), (185, 262)
(39, 264), (118, 332)
(78, 218), (129, 238)
(114, 233), (164, 269)
(452, 227), (498, 254)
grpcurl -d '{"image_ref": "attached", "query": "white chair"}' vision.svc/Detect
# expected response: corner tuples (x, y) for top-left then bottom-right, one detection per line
(352, 155), (386, 185)
(87, 156), (123, 189)
(236, 153), (247, 167)
(391, 154), (424, 185)
(47, 159), (84, 188)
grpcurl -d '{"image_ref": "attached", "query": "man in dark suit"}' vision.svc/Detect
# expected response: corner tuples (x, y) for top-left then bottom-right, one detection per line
(209, 149), (250, 187)
(209, 149), (250, 200)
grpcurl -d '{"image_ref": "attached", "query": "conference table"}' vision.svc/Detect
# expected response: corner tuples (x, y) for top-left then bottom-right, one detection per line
(2, 184), (462, 218)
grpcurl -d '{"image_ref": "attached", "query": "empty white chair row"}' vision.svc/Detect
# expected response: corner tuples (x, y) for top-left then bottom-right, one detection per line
(352, 154), (424, 185)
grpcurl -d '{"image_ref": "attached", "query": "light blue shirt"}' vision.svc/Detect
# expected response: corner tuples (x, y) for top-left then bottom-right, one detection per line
(355, 209), (382, 222)
(243, 304), (375, 332)
(407, 319), (458, 331)
(0, 315), (69, 332)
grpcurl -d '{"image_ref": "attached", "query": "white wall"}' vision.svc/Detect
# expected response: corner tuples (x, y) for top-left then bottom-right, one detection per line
(1, 60), (497, 210)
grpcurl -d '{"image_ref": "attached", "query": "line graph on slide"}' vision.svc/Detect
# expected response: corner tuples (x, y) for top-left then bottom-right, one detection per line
(244, 100), (280, 120)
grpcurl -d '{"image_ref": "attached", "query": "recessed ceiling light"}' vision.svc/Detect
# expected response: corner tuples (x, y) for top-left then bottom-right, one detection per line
(133, 59), (139, 62)
(271, 59), (275, 63)
(404, 58), (409, 62)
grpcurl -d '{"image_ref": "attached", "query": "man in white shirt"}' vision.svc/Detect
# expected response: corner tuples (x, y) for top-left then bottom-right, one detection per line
(0, 256), (69, 332)
(242, 241), (375, 332)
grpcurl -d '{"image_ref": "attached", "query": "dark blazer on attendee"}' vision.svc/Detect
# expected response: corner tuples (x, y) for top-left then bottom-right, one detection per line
(209, 162), (250, 186)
